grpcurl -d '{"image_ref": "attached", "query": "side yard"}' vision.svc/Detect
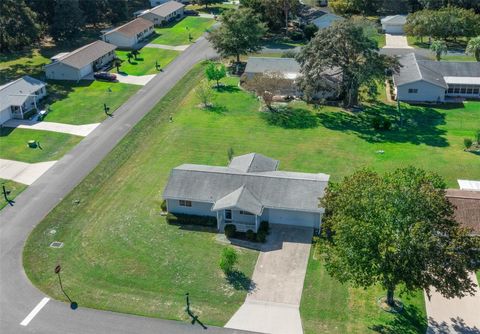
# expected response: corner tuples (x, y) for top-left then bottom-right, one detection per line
(113, 48), (179, 76)
(151, 17), (215, 46)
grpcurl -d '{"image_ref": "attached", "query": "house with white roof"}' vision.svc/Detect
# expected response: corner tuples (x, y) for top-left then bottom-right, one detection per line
(101, 18), (154, 49)
(44, 41), (117, 81)
(139, 1), (185, 26)
(381, 15), (407, 34)
(163, 153), (330, 232)
(393, 53), (480, 102)
(0, 76), (47, 124)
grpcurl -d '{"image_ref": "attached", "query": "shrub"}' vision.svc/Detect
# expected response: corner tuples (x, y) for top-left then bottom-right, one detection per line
(287, 29), (304, 41)
(282, 50), (298, 58)
(303, 23), (318, 40)
(259, 221), (269, 233)
(219, 247), (238, 274)
(256, 229), (267, 243)
(371, 116), (392, 131)
(464, 138), (473, 149)
(224, 224), (237, 238)
(166, 213), (217, 227)
(160, 200), (167, 212)
(246, 229), (255, 241)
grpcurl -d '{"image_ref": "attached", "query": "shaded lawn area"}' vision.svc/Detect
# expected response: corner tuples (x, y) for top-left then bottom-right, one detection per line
(407, 36), (470, 51)
(23, 64), (258, 327)
(300, 245), (427, 334)
(0, 178), (27, 210)
(442, 54), (477, 62)
(43, 80), (140, 125)
(152, 17), (215, 46)
(113, 48), (179, 76)
(0, 127), (82, 163)
(0, 50), (50, 85)
(186, 3), (237, 15)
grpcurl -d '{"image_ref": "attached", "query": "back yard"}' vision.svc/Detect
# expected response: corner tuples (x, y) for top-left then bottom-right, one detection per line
(23, 64), (480, 329)
(151, 17), (215, 46)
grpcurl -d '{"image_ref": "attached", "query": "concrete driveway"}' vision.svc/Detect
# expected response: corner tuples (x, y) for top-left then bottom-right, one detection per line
(226, 225), (313, 334)
(3, 119), (99, 137)
(0, 159), (56, 185)
(425, 272), (480, 333)
(384, 34), (413, 49)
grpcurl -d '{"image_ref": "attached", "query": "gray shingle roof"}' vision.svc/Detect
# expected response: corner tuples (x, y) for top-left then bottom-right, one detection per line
(381, 15), (406, 25)
(105, 18), (153, 38)
(229, 153), (279, 173)
(0, 76), (46, 111)
(393, 53), (447, 88)
(163, 154), (330, 213)
(418, 60), (480, 78)
(212, 186), (264, 215)
(149, 0), (184, 17)
(47, 40), (116, 70)
(245, 57), (300, 76)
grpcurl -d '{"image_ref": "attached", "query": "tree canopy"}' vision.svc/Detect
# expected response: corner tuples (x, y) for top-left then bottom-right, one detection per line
(205, 62), (227, 88)
(466, 36), (480, 61)
(296, 20), (396, 107)
(320, 167), (480, 307)
(240, 0), (300, 32)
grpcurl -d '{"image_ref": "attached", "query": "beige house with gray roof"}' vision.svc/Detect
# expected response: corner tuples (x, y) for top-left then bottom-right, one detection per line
(101, 18), (154, 49)
(44, 41), (117, 81)
(139, 1), (185, 26)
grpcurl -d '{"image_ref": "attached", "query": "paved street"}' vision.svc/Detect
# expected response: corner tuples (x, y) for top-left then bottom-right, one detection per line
(0, 37), (255, 334)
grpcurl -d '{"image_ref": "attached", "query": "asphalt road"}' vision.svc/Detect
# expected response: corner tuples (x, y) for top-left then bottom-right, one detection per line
(0, 37), (253, 334)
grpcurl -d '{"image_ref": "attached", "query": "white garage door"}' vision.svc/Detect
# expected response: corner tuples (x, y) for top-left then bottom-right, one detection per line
(0, 108), (12, 125)
(269, 209), (319, 229)
(385, 25), (404, 34)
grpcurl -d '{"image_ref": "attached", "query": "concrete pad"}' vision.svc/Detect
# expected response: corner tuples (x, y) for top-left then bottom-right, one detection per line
(425, 272), (480, 333)
(0, 159), (56, 185)
(145, 43), (190, 51)
(115, 74), (156, 86)
(3, 119), (99, 137)
(384, 34), (413, 49)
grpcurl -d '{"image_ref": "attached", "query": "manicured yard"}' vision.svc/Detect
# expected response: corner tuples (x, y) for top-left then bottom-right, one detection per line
(300, 244), (427, 334)
(0, 178), (27, 210)
(0, 127), (82, 163)
(23, 64), (480, 327)
(406, 36), (475, 62)
(0, 50), (50, 85)
(442, 54), (477, 62)
(186, 3), (237, 15)
(151, 17), (215, 46)
(113, 48), (179, 76)
(43, 80), (140, 125)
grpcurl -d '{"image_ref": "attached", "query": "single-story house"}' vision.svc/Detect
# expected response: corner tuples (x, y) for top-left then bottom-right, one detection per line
(446, 189), (480, 236)
(393, 53), (480, 102)
(149, 0), (188, 7)
(163, 153), (330, 232)
(0, 76), (47, 124)
(139, 1), (185, 26)
(44, 41), (117, 81)
(101, 18), (154, 49)
(243, 57), (341, 99)
(311, 13), (344, 29)
(381, 15), (407, 34)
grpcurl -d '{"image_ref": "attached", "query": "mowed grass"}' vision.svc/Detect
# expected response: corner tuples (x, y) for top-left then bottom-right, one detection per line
(23, 64), (258, 326)
(0, 50), (50, 85)
(300, 244), (427, 334)
(152, 17), (215, 45)
(0, 178), (27, 210)
(0, 127), (82, 163)
(44, 80), (140, 125)
(113, 48), (179, 76)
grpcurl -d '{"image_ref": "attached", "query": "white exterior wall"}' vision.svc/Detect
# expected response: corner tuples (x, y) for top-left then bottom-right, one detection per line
(0, 107), (12, 124)
(103, 33), (136, 49)
(141, 12), (165, 26)
(383, 24), (404, 34)
(166, 199), (215, 217)
(45, 62), (82, 81)
(230, 210), (256, 224)
(264, 208), (321, 229)
(396, 80), (446, 102)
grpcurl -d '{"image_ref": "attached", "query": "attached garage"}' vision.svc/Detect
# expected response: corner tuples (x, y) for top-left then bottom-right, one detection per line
(381, 15), (406, 34)
(0, 108), (12, 125)
(268, 209), (321, 229)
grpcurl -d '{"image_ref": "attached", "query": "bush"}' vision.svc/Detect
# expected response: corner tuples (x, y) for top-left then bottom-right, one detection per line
(282, 50), (298, 58)
(303, 23), (318, 40)
(166, 213), (217, 227)
(246, 229), (256, 241)
(224, 224), (237, 238)
(464, 138), (473, 149)
(219, 247), (238, 274)
(371, 116), (392, 131)
(160, 200), (167, 212)
(259, 220), (269, 233)
(287, 29), (304, 41)
(256, 229), (267, 243)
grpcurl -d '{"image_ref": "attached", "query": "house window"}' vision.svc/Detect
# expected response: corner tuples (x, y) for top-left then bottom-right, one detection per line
(408, 88), (418, 94)
(473, 88), (479, 94)
(447, 88), (454, 94)
(239, 210), (254, 216)
(179, 200), (192, 207)
(467, 88), (473, 94)
(225, 209), (232, 220)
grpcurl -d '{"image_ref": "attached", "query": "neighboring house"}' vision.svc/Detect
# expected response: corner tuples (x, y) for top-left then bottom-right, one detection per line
(393, 53), (480, 102)
(139, 1), (185, 26)
(243, 57), (340, 99)
(0, 76), (47, 124)
(163, 153), (330, 232)
(149, 0), (188, 6)
(311, 13), (344, 29)
(446, 189), (480, 236)
(381, 15), (407, 34)
(44, 41), (117, 81)
(101, 18), (154, 49)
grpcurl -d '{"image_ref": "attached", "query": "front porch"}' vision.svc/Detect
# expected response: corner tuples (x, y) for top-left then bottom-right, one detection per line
(216, 209), (260, 233)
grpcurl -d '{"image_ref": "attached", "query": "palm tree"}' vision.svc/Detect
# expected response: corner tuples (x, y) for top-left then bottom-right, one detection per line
(126, 52), (133, 64)
(430, 40), (447, 61)
(466, 36), (480, 61)
(131, 49), (140, 60)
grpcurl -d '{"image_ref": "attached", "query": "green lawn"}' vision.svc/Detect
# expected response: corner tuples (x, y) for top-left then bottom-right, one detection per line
(23, 64), (258, 327)
(151, 17), (215, 46)
(43, 80), (140, 125)
(113, 48), (179, 76)
(442, 54), (477, 62)
(0, 127), (82, 163)
(186, 3), (237, 15)
(0, 179), (27, 210)
(0, 50), (50, 85)
(300, 243), (427, 334)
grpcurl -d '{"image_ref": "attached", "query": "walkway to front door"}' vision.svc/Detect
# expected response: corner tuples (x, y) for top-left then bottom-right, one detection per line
(225, 225), (313, 334)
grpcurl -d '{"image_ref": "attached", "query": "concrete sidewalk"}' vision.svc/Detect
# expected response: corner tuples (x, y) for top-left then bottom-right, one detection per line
(226, 226), (313, 334)
(145, 43), (190, 51)
(3, 119), (99, 137)
(425, 272), (480, 333)
(0, 159), (56, 185)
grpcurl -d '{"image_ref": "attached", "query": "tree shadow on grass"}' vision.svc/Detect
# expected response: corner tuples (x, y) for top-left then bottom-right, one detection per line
(215, 85), (240, 93)
(370, 304), (427, 334)
(206, 104), (228, 114)
(262, 107), (319, 129)
(317, 103), (448, 147)
(226, 270), (255, 291)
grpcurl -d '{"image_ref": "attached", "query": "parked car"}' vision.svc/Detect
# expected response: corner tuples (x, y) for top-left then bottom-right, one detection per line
(94, 72), (117, 82)
(184, 10), (199, 16)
